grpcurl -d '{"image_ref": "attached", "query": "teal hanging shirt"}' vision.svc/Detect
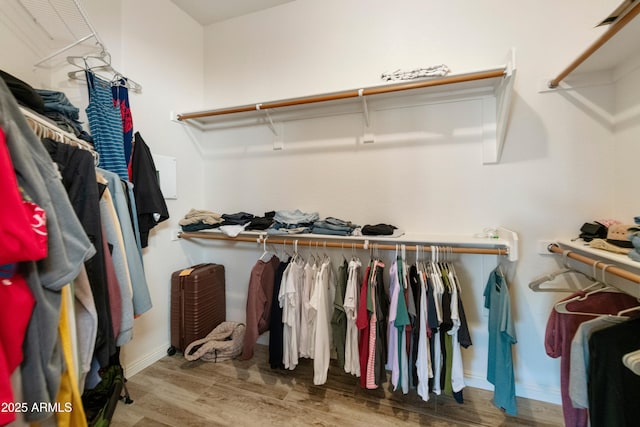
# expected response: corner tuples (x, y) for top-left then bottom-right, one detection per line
(483, 268), (517, 416)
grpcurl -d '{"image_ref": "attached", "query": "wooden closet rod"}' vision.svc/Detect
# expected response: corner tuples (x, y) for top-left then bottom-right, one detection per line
(548, 2), (640, 88)
(548, 243), (640, 284)
(176, 69), (505, 121)
(178, 232), (508, 256)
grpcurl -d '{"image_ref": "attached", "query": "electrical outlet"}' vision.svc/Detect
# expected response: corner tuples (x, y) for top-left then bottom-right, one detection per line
(536, 240), (555, 255)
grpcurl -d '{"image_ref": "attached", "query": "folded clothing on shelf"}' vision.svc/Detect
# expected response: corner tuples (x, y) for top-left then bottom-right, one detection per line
(179, 208), (223, 231)
(220, 212), (255, 226)
(360, 223), (397, 236)
(311, 217), (359, 236)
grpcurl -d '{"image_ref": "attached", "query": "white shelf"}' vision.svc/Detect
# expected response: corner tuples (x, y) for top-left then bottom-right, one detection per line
(175, 50), (516, 164)
(556, 239), (640, 271)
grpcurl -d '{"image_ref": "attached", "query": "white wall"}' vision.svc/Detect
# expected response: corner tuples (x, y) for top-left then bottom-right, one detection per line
(113, 0), (205, 374)
(1, 0), (205, 376)
(613, 66), (640, 218)
(195, 0), (633, 404)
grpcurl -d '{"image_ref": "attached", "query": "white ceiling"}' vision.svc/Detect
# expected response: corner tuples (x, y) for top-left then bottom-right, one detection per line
(170, 0), (295, 26)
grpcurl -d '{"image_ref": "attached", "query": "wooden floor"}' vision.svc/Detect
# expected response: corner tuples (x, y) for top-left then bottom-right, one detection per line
(111, 345), (563, 427)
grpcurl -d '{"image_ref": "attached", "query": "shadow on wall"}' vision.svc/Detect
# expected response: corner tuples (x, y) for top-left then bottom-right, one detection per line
(179, 92), (552, 166)
(554, 83), (616, 131)
(180, 98), (492, 160)
(496, 92), (549, 164)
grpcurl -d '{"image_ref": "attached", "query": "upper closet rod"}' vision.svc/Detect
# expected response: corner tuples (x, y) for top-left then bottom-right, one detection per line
(548, 243), (640, 284)
(178, 231), (508, 256)
(548, 2), (640, 88)
(176, 69), (505, 121)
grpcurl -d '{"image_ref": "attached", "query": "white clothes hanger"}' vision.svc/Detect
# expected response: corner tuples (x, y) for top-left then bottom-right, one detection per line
(67, 48), (143, 93)
(617, 304), (640, 317)
(529, 249), (597, 292)
(554, 264), (623, 315)
(259, 236), (273, 262)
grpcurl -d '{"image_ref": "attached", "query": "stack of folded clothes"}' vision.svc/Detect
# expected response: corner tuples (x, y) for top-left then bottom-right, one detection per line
(179, 209), (223, 231)
(268, 209), (319, 235)
(219, 212), (255, 237)
(311, 217), (358, 236)
(349, 223), (404, 237)
(246, 211), (275, 231)
(35, 89), (93, 143)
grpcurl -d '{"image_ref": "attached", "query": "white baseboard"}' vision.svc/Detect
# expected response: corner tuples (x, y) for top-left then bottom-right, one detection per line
(463, 372), (562, 405)
(122, 342), (171, 378)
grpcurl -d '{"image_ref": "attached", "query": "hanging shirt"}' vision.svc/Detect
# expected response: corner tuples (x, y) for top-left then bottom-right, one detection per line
(299, 260), (315, 358)
(112, 80), (133, 166)
(0, 127), (47, 265)
(54, 285), (88, 427)
(429, 263), (444, 396)
(98, 168), (152, 316)
(310, 258), (334, 385)
(0, 271), (35, 426)
(282, 258), (303, 370)
(408, 265), (422, 389)
(356, 265), (372, 389)
(447, 268), (465, 396)
(129, 132), (169, 247)
(416, 265), (432, 401)
(85, 71), (128, 180)
(331, 260), (349, 370)
(588, 317), (640, 427)
(569, 315), (627, 409)
(545, 290), (638, 427)
(343, 258), (361, 376)
(371, 261), (388, 388)
(241, 256), (280, 360)
(387, 259), (400, 388)
(396, 257), (410, 394)
(269, 259), (288, 369)
(484, 268), (517, 416)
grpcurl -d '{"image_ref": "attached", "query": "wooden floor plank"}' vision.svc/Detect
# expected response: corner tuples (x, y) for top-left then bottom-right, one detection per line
(112, 345), (563, 426)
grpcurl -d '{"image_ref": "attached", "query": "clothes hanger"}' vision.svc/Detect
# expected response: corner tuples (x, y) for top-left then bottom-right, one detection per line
(22, 107), (100, 165)
(616, 303), (640, 317)
(258, 236), (272, 262)
(293, 240), (300, 263)
(67, 48), (143, 93)
(528, 249), (595, 292)
(554, 264), (623, 315)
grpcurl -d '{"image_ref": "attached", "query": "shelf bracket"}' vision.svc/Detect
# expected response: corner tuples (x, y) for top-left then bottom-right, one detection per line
(256, 104), (279, 136)
(497, 226), (519, 262)
(483, 48), (516, 164)
(359, 89), (375, 144)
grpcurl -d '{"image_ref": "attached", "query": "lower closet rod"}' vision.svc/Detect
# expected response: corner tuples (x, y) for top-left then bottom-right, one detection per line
(179, 232), (508, 256)
(548, 243), (640, 284)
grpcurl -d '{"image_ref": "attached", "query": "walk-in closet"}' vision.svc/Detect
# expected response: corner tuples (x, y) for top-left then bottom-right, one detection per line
(1, 0), (640, 426)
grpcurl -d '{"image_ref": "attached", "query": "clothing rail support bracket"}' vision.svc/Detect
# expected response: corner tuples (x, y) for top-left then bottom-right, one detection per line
(256, 104), (283, 150)
(256, 104), (279, 136)
(359, 89), (375, 144)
